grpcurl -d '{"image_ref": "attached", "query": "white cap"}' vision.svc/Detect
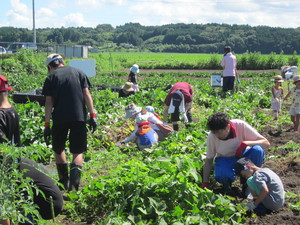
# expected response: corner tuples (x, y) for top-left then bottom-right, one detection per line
(46, 54), (63, 66)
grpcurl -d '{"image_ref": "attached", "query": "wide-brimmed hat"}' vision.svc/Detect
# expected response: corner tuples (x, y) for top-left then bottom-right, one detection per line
(273, 75), (284, 83)
(0, 75), (12, 92)
(130, 64), (139, 73)
(293, 75), (300, 84)
(46, 54), (63, 66)
(125, 103), (142, 118)
(122, 82), (134, 92)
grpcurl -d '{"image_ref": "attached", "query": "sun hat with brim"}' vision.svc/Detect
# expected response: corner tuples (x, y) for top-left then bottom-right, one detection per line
(130, 64), (139, 73)
(235, 157), (252, 176)
(273, 75), (284, 83)
(125, 103), (142, 118)
(122, 82), (134, 92)
(0, 75), (12, 92)
(46, 54), (63, 66)
(293, 75), (300, 84)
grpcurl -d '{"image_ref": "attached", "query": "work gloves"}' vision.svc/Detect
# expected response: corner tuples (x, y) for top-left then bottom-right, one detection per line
(199, 182), (210, 189)
(235, 141), (248, 158)
(245, 202), (256, 211)
(44, 122), (51, 145)
(182, 113), (188, 123)
(89, 113), (97, 133)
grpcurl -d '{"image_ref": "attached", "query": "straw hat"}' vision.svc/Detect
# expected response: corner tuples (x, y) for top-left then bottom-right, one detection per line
(125, 103), (142, 118)
(273, 75), (284, 83)
(293, 75), (300, 84)
(122, 82), (134, 92)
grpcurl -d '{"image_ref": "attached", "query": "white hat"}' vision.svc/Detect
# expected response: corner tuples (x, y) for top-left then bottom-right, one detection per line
(273, 75), (284, 83)
(293, 75), (300, 84)
(46, 54), (63, 66)
(125, 103), (142, 118)
(145, 106), (154, 113)
(130, 64), (139, 73)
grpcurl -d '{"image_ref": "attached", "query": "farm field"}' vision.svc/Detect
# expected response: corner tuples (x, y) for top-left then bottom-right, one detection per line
(0, 51), (299, 225)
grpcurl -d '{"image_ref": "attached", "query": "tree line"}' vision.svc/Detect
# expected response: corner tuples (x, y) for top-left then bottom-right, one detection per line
(0, 23), (300, 54)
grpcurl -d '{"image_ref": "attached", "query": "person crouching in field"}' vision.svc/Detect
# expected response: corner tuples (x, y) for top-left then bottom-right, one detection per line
(283, 75), (300, 133)
(235, 157), (285, 216)
(199, 112), (270, 195)
(271, 75), (284, 120)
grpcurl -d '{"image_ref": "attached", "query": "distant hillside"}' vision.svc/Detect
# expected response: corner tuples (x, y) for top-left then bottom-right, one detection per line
(1, 23), (300, 54)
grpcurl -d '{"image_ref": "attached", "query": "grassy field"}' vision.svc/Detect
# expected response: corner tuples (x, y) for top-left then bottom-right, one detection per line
(87, 52), (299, 72)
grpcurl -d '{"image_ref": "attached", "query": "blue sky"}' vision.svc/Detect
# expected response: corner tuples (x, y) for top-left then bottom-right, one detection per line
(0, 0), (299, 29)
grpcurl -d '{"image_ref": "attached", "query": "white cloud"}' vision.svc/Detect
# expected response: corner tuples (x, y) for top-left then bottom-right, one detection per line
(6, 0), (31, 27)
(76, 0), (103, 8)
(63, 13), (92, 27)
(129, 0), (300, 28)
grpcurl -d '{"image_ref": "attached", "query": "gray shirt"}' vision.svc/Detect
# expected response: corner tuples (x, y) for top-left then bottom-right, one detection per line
(252, 168), (285, 210)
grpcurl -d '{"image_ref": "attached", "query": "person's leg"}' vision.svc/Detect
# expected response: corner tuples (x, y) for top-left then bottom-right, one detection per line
(171, 107), (180, 131)
(294, 114), (300, 132)
(68, 122), (86, 191)
(222, 77), (228, 92)
(253, 203), (271, 216)
(186, 105), (193, 128)
(228, 76), (235, 93)
(242, 145), (265, 167)
(20, 158), (64, 221)
(214, 157), (237, 189)
(52, 123), (69, 189)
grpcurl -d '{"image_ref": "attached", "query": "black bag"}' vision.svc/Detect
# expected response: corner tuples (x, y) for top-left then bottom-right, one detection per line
(172, 90), (184, 107)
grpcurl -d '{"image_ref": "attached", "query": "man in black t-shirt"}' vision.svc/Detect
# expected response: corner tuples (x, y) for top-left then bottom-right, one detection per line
(42, 54), (97, 192)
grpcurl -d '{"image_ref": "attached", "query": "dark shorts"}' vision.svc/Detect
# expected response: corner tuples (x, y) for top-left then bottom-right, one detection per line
(52, 121), (87, 154)
(222, 76), (235, 92)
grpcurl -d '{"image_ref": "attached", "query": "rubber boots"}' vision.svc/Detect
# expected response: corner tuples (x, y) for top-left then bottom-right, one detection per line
(56, 163), (69, 190)
(173, 124), (179, 131)
(68, 163), (82, 192)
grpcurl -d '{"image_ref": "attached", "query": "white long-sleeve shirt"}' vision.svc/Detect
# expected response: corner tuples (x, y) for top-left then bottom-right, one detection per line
(123, 111), (163, 143)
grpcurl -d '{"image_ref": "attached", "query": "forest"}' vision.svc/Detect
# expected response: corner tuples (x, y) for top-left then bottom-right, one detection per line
(0, 23), (300, 54)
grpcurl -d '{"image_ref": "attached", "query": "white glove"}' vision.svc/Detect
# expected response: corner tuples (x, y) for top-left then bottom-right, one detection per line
(182, 113), (188, 123)
(246, 202), (256, 211)
(275, 98), (280, 104)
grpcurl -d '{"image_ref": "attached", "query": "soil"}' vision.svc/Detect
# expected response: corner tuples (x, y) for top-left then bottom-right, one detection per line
(245, 120), (300, 225)
(56, 69), (299, 225)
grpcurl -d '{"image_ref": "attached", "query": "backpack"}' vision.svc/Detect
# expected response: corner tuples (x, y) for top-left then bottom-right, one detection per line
(171, 90), (184, 107)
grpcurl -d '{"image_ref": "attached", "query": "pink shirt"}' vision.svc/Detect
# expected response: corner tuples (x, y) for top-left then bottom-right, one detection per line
(206, 119), (265, 159)
(164, 82), (193, 106)
(221, 52), (237, 77)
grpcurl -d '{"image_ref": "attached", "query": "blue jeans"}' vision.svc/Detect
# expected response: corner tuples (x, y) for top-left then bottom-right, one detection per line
(214, 145), (265, 186)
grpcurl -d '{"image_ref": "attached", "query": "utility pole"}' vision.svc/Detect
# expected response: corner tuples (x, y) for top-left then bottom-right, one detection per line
(32, 0), (36, 43)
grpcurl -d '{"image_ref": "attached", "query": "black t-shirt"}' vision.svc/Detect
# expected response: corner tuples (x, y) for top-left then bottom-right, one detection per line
(0, 107), (21, 146)
(42, 66), (91, 123)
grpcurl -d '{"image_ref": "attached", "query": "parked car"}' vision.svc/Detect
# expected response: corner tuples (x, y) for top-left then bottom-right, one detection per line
(7, 42), (37, 53)
(0, 46), (6, 54)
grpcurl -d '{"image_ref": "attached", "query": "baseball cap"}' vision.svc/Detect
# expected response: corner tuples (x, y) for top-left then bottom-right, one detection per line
(46, 54), (63, 66)
(235, 157), (252, 176)
(0, 75), (12, 92)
